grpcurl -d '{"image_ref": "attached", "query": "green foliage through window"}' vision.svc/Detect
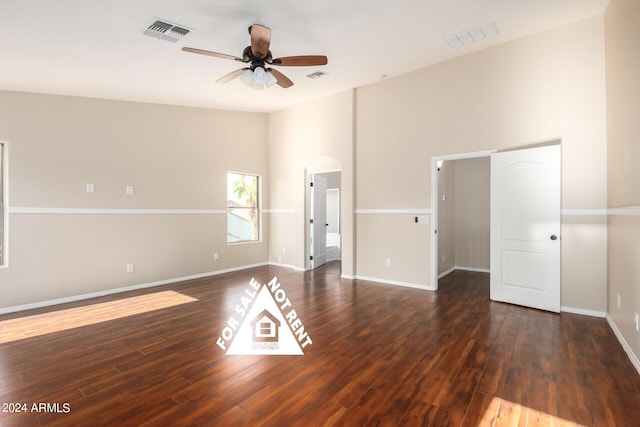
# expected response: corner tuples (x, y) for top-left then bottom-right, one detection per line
(227, 173), (259, 243)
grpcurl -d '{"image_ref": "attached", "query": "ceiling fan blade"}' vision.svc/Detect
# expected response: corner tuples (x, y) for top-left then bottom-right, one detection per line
(269, 68), (294, 88)
(216, 68), (247, 83)
(182, 47), (243, 62)
(271, 55), (328, 66)
(250, 24), (271, 58)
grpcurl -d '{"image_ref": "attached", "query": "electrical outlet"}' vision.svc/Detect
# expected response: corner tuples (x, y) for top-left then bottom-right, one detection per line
(414, 216), (429, 224)
(617, 294), (621, 309)
(126, 263), (135, 273)
(277, 255), (283, 262)
(126, 185), (134, 195)
(386, 259), (392, 268)
(213, 252), (219, 261)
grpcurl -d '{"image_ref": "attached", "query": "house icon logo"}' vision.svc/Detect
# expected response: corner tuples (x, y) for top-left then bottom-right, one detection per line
(251, 309), (281, 350)
(216, 277), (312, 355)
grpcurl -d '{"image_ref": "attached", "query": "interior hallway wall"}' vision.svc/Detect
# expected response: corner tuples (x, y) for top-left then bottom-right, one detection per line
(267, 90), (355, 276)
(454, 157), (490, 271)
(437, 161), (455, 276)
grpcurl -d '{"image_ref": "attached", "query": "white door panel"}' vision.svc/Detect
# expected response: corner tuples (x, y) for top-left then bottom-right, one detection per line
(310, 174), (327, 269)
(490, 145), (561, 312)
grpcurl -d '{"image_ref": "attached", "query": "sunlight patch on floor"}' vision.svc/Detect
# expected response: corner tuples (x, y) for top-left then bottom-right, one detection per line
(0, 291), (198, 344)
(479, 396), (586, 426)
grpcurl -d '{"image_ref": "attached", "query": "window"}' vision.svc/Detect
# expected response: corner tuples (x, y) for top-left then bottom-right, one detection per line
(227, 172), (259, 243)
(0, 142), (6, 266)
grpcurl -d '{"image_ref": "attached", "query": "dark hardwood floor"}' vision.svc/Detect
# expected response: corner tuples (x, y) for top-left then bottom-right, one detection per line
(1, 263), (639, 426)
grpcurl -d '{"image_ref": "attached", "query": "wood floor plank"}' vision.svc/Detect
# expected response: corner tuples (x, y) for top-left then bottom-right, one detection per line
(429, 367), (481, 426)
(397, 399), (439, 427)
(461, 390), (498, 427)
(0, 266), (638, 426)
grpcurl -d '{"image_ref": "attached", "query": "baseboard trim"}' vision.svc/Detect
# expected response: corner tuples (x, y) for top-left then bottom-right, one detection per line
(454, 266), (490, 273)
(268, 261), (297, 270)
(438, 267), (455, 279)
(607, 315), (640, 376)
(0, 262), (269, 315)
(267, 262), (305, 271)
(354, 275), (434, 291)
(560, 306), (606, 318)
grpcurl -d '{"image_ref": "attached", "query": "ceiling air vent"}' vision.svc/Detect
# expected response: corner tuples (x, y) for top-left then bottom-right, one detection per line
(445, 22), (497, 49)
(306, 71), (327, 79)
(144, 20), (191, 43)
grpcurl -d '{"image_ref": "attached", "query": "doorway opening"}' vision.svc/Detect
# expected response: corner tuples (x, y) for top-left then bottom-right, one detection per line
(306, 170), (342, 271)
(431, 145), (561, 313)
(430, 150), (495, 290)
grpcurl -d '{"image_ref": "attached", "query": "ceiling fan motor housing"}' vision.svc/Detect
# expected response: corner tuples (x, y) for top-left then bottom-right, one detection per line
(242, 46), (273, 65)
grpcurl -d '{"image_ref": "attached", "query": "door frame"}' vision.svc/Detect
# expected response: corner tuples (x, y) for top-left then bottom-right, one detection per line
(305, 169), (342, 271)
(308, 173), (327, 270)
(430, 149), (496, 290)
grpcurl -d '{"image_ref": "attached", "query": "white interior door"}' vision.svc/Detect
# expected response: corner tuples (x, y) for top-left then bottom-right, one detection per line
(310, 174), (327, 269)
(490, 145), (561, 312)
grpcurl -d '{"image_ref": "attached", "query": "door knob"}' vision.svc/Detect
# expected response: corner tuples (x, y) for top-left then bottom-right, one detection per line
(550, 235), (558, 240)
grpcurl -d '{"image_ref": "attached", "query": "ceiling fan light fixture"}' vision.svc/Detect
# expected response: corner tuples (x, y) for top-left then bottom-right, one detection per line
(240, 67), (278, 89)
(253, 67), (267, 84)
(240, 69), (254, 86)
(265, 70), (278, 88)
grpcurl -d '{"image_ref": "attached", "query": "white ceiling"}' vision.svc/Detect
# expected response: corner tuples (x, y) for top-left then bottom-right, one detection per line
(0, 0), (608, 113)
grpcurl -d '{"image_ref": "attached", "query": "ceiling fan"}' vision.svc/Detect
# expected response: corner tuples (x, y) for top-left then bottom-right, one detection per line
(182, 24), (328, 89)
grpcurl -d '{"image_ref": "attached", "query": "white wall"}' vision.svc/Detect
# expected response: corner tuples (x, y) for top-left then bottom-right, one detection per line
(356, 16), (607, 311)
(267, 90), (355, 276)
(0, 141), (5, 266)
(0, 15), (616, 320)
(437, 161), (455, 276)
(454, 157), (490, 271)
(0, 91), (268, 311)
(605, 0), (640, 371)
